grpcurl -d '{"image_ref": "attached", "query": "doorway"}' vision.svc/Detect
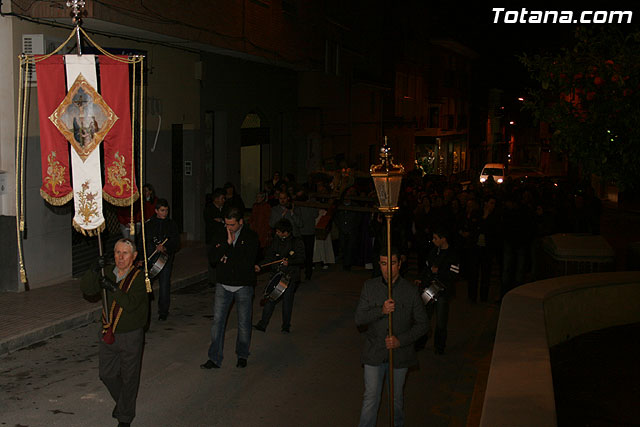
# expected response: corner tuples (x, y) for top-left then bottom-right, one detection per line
(171, 124), (184, 231)
(240, 112), (269, 206)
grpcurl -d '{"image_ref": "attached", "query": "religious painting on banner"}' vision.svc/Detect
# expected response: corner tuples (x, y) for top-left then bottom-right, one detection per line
(35, 54), (138, 235)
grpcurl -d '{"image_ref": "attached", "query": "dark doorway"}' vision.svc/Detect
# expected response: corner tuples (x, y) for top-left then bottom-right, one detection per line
(172, 124), (184, 231)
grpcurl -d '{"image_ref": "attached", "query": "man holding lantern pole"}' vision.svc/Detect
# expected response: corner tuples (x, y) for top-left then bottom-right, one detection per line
(355, 247), (427, 426)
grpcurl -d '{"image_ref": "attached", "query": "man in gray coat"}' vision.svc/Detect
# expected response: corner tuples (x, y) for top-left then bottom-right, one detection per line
(355, 247), (428, 427)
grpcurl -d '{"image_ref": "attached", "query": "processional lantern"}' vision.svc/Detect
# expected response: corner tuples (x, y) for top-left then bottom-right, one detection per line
(370, 137), (404, 213)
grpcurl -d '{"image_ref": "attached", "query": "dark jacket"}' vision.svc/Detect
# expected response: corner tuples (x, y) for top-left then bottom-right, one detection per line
(422, 246), (460, 292)
(269, 205), (303, 236)
(210, 225), (259, 287)
(141, 215), (180, 260)
(203, 204), (225, 244)
(81, 266), (148, 333)
(355, 276), (428, 368)
(223, 194), (246, 213)
(262, 234), (305, 283)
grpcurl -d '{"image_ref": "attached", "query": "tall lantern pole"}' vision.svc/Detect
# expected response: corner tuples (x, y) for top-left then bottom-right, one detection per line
(370, 136), (404, 426)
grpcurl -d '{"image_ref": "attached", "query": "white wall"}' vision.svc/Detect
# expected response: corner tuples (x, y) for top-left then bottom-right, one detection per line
(0, 4), (16, 216)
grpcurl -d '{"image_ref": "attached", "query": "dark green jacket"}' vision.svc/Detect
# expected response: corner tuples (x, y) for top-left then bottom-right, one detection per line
(81, 266), (149, 333)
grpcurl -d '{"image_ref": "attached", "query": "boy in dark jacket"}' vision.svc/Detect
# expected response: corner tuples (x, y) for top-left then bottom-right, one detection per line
(417, 225), (460, 354)
(140, 198), (180, 321)
(254, 219), (305, 333)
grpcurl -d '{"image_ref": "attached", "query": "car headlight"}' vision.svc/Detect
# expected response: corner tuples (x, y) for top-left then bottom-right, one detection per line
(497, 178), (503, 183)
(480, 177), (486, 183)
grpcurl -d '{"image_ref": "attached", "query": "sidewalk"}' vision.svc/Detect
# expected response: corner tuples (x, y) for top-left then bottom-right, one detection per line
(0, 241), (208, 356)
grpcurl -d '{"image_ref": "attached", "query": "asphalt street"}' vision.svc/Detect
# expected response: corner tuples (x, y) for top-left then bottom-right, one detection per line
(1, 266), (499, 427)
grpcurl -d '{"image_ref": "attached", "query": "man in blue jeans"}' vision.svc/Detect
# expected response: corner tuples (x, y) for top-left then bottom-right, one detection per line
(201, 207), (259, 369)
(355, 248), (427, 426)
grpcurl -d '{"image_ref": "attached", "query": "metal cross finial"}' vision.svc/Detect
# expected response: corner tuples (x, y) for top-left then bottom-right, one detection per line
(66, 0), (85, 55)
(66, 0), (86, 24)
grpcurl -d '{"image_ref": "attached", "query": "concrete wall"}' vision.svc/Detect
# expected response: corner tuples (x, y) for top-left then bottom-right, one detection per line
(544, 279), (640, 347)
(480, 271), (640, 427)
(0, 4), (16, 217)
(199, 52), (298, 199)
(0, 4), (19, 291)
(5, 22), (76, 290)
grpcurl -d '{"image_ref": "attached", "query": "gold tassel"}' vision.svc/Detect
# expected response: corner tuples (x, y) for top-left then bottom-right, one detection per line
(20, 266), (27, 284)
(19, 219), (24, 232)
(130, 223), (135, 236)
(145, 276), (152, 293)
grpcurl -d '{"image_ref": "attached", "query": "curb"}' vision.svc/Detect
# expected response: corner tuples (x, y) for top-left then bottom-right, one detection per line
(0, 271), (207, 357)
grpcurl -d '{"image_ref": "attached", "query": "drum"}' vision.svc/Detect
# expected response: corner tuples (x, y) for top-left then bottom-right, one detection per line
(263, 271), (290, 303)
(421, 280), (444, 305)
(148, 252), (168, 279)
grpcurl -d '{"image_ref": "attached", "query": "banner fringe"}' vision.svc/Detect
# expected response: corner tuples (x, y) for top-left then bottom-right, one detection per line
(103, 190), (139, 207)
(40, 188), (74, 206)
(72, 220), (106, 236)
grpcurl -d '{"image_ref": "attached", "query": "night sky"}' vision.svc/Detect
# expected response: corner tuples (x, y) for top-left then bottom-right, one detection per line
(423, 2), (640, 91)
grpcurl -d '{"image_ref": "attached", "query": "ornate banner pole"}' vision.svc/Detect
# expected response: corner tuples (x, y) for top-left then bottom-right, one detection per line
(370, 138), (404, 426)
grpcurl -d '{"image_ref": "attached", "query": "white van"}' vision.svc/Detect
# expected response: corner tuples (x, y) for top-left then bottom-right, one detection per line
(479, 163), (506, 184)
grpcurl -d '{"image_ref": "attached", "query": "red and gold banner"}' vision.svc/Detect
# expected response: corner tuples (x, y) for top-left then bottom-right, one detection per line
(100, 56), (138, 206)
(35, 56), (73, 205)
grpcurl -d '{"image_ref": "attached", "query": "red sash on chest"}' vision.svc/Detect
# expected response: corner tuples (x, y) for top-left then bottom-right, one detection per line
(102, 267), (140, 344)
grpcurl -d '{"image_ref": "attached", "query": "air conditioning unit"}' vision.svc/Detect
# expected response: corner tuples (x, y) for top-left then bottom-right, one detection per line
(22, 34), (60, 86)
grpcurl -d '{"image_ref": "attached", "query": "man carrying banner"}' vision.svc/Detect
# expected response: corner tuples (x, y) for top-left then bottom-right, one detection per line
(81, 238), (148, 427)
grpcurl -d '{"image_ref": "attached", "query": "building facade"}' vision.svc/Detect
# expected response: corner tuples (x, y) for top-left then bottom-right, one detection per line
(1, 0), (477, 291)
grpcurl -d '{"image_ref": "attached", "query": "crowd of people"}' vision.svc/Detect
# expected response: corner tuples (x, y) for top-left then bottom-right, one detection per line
(238, 170), (604, 298)
(80, 169), (604, 426)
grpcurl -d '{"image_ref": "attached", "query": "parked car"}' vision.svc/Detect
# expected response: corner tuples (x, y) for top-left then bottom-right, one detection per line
(508, 166), (544, 182)
(479, 163), (506, 184)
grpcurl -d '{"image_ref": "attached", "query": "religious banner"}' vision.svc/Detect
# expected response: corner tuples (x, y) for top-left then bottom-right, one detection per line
(48, 54), (118, 234)
(36, 55), (138, 224)
(35, 55), (73, 205)
(18, 20), (149, 290)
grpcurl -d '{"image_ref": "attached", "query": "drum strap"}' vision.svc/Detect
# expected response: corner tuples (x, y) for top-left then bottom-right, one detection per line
(101, 267), (141, 344)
